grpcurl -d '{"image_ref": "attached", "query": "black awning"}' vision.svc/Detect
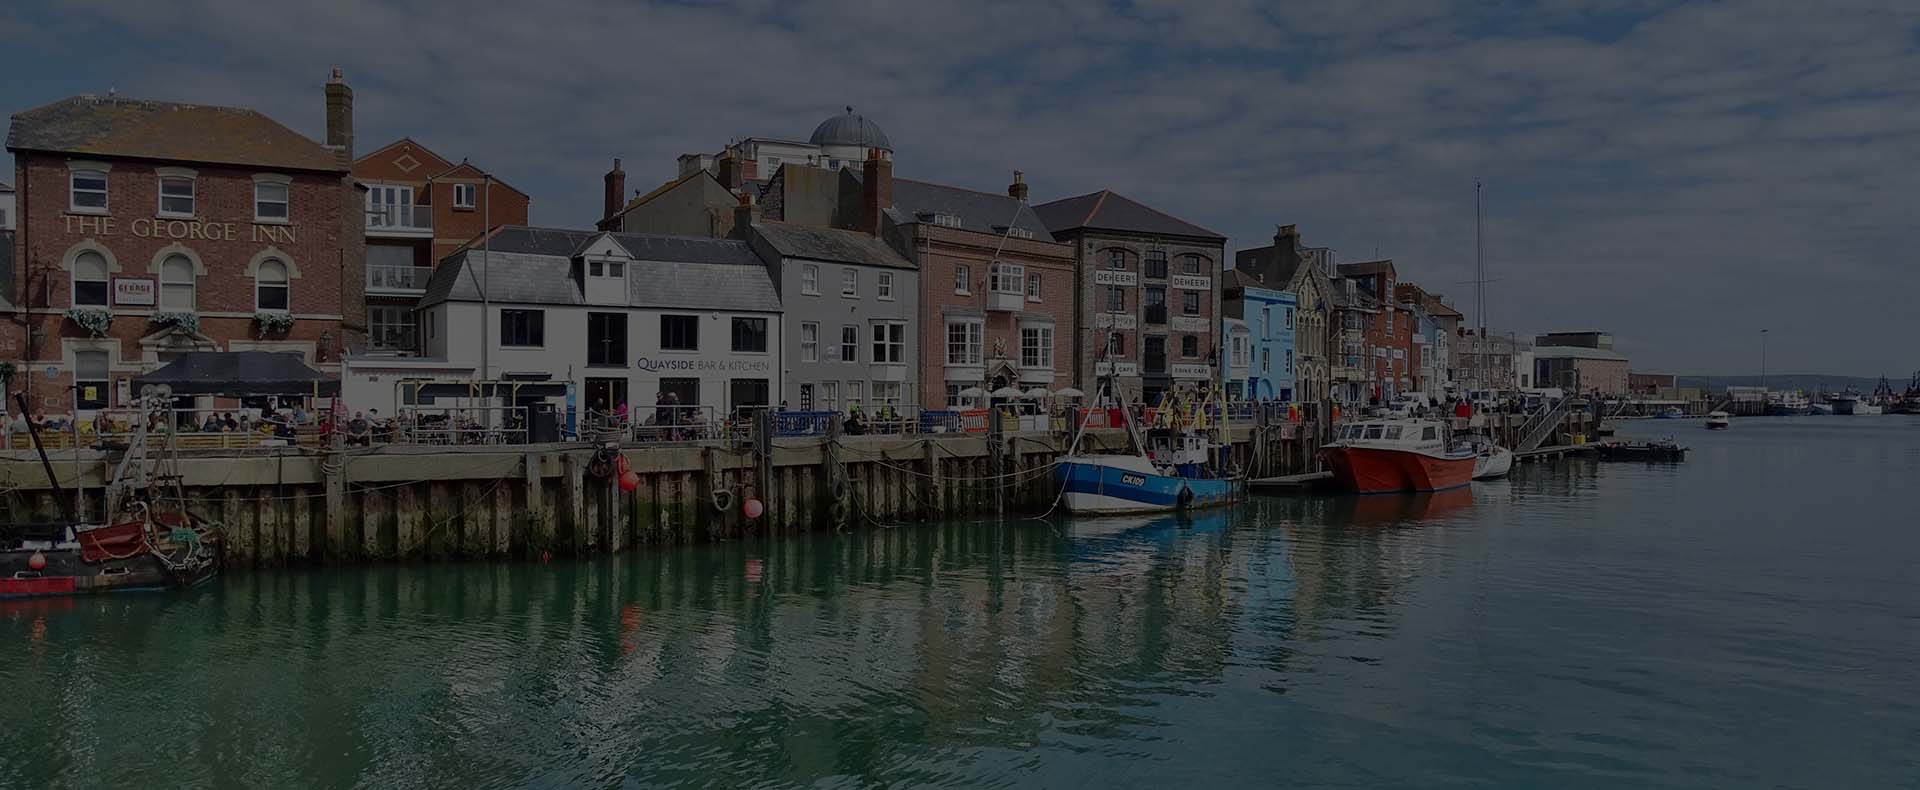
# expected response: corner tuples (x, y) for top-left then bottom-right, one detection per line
(133, 351), (339, 396)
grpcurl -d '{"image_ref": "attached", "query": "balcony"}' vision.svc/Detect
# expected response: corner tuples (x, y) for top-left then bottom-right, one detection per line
(986, 288), (1024, 312)
(366, 204), (433, 237)
(367, 263), (433, 294)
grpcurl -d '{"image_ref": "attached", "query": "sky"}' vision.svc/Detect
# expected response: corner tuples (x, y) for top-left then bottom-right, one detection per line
(3, 0), (1916, 376)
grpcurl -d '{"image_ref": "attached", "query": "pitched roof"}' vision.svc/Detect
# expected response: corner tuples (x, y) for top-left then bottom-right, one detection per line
(426, 160), (531, 198)
(354, 137), (455, 172)
(886, 178), (1054, 240)
(613, 170), (723, 219)
(7, 95), (344, 172)
(751, 221), (914, 269)
(421, 227), (778, 313)
(1031, 189), (1224, 242)
(1424, 297), (1463, 318)
(1234, 244), (1307, 288)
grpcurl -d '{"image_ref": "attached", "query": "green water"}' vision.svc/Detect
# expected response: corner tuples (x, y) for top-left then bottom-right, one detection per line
(4, 417), (1919, 788)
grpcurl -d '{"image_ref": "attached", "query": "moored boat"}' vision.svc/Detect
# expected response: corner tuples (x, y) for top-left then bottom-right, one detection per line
(1705, 411), (1731, 430)
(1056, 374), (1243, 515)
(1655, 406), (1685, 419)
(1322, 419), (1478, 494)
(1597, 439), (1688, 462)
(1458, 431), (1514, 479)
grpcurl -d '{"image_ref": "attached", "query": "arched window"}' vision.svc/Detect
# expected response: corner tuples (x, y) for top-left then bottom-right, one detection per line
(72, 251), (109, 307)
(255, 259), (290, 311)
(160, 254), (196, 310)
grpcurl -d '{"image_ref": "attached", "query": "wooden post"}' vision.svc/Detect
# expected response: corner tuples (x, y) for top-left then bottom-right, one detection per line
(565, 452), (588, 554)
(922, 439), (940, 519)
(525, 451), (550, 554)
(396, 484), (422, 560)
(292, 485), (313, 563)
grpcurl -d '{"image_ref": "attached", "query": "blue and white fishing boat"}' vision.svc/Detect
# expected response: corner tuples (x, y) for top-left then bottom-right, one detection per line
(1055, 382), (1244, 515)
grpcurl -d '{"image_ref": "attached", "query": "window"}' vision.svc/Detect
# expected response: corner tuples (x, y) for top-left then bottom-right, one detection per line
(801, 322), (818, 362)
(159, 254), (195, 310)
(1182, 291), (1200, 315)
(1145, 250), (1167, 279)
(847, 381), (863, 409)
(255, 259), (290, 311)
(802, 264), (820, 295)
(954, 264), (971, 294)
(877, 272), (894, 300)
(1385, 426), (1404, 441)
(1286, 351), (1295, 374)
(75, 351), (109, 410)
(946, 319), (983, 365)
(370, 305), (415, 351)
(842, 269), (858, 297)
(798, 383), (814, 410)
(1286, 307), (1295, 328)
(590, 260), (603, 277)
(820, 382), (839, 412)
(158, 176), (195, 217)
(1020, 325), (1054, 369)
(1027, 273), (1041, 301)
(1106, 286), (1125, 313)
(1107, 333), (1126, 356)
(453, 183), (476, 208)
(946, 383), (970, 408)
(660, 314), (698, 351)
(1108, 249), (1126, 270)
(731, 317), (768, 353)
(500, 309), (544, 347)
(1144, 286), (1166, 324)
(931, 213), (961, 228)
(1007, 227), (1035, 240)
(1144, 336), (1166, 372)
(730, 379), (770, 409)
(1182, 335), (1199, 358)
(1261, 348), (1271, 372)
(871, 321), (906, 363)
(840, 325), (858, 363)
(872, 382), (903, 408)
(1182, 254), (1203, 275)
(254, 180), (290, 222)
(989, 262), (1024, 294)
(659, 378), (699, 409)
(587, 312), (627, 366)
(70, 170), (108, 212)
(1422, 426), (1437, 441)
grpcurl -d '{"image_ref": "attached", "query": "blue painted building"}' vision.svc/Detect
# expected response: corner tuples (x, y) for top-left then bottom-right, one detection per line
(1223, 270), (1297, 401)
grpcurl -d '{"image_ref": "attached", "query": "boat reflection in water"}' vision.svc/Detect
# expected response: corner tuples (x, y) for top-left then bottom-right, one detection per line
(1323, 487), (1475, 527)
(1062, 508), (1235, 574)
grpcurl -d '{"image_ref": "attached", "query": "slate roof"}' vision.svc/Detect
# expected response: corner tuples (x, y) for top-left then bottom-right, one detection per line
(751, 221), (914, 269)
(1031, 189), (1224, 242)
(422, 226), (778, 313)
(1234, 244), (1307, 288)
(887, 178), (1055, 239)
(7, 95), (344, 172)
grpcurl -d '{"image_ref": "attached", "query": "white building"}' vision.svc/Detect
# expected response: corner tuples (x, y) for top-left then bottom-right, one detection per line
(0, 180), (15, 229)
(745, 220), (919, 411)
(676, 107), (893, 184)
(346, 226), (782, 420)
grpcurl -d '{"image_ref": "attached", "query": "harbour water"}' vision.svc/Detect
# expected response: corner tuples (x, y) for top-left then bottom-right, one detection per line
(4, 417), (1918, 788)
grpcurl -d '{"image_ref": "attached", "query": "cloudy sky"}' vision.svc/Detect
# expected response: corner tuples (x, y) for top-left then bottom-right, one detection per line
(5, 1), (1916, 376)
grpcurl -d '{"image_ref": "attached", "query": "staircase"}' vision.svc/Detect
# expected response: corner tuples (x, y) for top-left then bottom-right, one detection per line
(1515, 396), (1576, 453)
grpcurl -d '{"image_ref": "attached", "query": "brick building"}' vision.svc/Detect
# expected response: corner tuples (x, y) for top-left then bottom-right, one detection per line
(1033, 191), (1225, 404)
(4, 72), (363, 416)
(1335, 260), (1414, 403)
(352, 138), (528, 354)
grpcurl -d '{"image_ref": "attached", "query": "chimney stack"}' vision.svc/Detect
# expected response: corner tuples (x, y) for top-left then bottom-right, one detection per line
(324, 67), (353, 162)
(601, 158), (626, 230)
(718, 145), (743, 191)
(731, 192), (756, 240)
(859, 147), (892, 236)
(1008, 170), (1029, 202)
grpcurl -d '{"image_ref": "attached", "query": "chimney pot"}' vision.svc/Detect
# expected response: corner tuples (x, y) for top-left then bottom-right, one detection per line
(324, 68), (354, 161)
(859, 147), (893, 236)
(1008, 170), (1030, 202)
(600, 158), (627, 230)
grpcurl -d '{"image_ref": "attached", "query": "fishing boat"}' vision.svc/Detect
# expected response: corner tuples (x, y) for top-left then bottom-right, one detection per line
(1055, 377), (1243, 515)
(1809, 400), (1834, 415)
(1322, 419), (1478, 493)
(1705, 411), (1731, 430)
(1889, 373), (1920, 415)
(1655, 406), (1686, 419)
(1764, 390), (1813, 416)
(2, 388), (224, 599)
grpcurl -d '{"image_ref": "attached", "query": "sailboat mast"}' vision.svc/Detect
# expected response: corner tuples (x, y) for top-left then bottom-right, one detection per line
(1476, 179), (1486, 392)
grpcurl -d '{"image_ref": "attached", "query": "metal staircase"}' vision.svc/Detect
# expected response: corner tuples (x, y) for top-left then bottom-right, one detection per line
(1515, 396), (1576, 452)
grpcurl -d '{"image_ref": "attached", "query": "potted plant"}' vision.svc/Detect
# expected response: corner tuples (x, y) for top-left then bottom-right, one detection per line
(152, 311), (201, 335)
(254, 311), (295, 338)
(64, 307), (113, 338)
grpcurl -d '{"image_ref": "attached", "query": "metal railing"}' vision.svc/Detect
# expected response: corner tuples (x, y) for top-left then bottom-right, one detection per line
(367, 263), (432, 291)
(1516, 396), (1574, 452)
(366, 204), (432, 231)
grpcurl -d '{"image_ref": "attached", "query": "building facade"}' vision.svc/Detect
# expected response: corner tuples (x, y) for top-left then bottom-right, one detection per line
(390, 226), (782, 419)
(747, 219), (918, 412)
(1222, 272), (1297, 401)
(1033, 190), (1225, 405)
(889, 173), (1073, 408)
(1233, 225), (1334, 410)
(4, 73), (363, 416)
(0, 180), (15, 230)
(1532, 331), (1626, 395)
(353, 138), (529, 355)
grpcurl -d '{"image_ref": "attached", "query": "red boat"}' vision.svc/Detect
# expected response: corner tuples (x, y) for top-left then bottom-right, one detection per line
(1322, 419), (1479, 494)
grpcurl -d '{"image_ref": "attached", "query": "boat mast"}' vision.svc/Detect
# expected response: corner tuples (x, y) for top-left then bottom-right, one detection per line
(1475, 179), (1486, 394)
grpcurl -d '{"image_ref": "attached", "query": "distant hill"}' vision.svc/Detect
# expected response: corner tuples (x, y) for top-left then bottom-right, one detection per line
(1676, 374), (1894, 393)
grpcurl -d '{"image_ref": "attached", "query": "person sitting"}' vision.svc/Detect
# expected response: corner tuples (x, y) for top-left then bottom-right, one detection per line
(348, 411), (371, 445)
(202, 413), (223, 432)
(844, 405), (867, 436)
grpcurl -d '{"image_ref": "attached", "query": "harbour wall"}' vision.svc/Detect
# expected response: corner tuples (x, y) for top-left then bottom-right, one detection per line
(0, 423), (1323, 567)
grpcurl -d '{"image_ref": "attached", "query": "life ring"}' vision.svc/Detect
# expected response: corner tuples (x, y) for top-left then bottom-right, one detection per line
(711, 489), (734, 513)
(827, 497), (850, 525)
(1176, 486), (1195, 509)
